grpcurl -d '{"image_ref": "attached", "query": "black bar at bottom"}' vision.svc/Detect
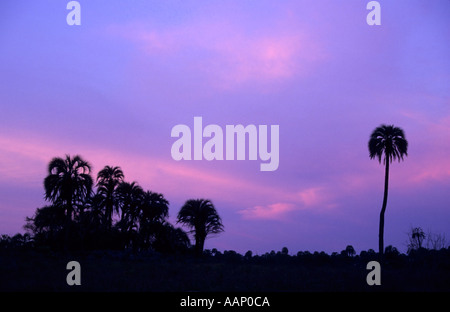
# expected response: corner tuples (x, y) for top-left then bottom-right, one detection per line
(0, 292), (445, 311)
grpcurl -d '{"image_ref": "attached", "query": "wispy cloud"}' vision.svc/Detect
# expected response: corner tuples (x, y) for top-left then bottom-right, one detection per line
(397, 110), (450, 185)
(238, 186), (334, 220)
(107, 15), (325, 90)
(0, 130), (337, 223)
(239, 202), (296, 220)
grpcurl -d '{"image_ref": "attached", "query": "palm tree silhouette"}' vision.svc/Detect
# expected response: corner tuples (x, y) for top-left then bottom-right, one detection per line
(138, 191), (169, 248)
(140, 191), (169, 223)
(407, 227), (426, 253)
(44, 155), (93, 246)
(412, 227), (425, 248)
(116, 181), (144, 242)
(177, 199), (224, 256)
(96, 166), (124, 229)
(84, 192), (106, 230)
(368, 124), (408, 255)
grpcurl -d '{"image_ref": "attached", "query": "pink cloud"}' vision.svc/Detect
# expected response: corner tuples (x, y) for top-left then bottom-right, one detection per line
(409, 164), (450, 184)
(107, 16), (325, 90)
(239, 202), (296, 220)
(210, 34), (319, 89)
(0, 131), (339, 223)
(238, 186), (335, 220)
(0, 131), (233, 197)
(396, 110), (450, 185)
(0, 133), (61, 186)
(294, 187), (324, 206)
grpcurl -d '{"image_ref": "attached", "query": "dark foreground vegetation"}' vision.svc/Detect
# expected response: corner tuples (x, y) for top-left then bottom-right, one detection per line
(1, 238), (449, 292)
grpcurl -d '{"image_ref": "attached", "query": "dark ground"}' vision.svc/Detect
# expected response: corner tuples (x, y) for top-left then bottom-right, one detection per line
(1, 248), (449, 292)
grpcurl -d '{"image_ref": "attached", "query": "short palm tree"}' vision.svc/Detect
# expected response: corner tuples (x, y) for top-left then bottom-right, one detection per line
(140, 191), (169, 223)
(407, 227), (425, 253)
(369, 124), (408, 255)
(44, 155), (93, 225)
(44, 155), (93, 247)
(96, 165), (124, 229)
(177, 199), (224, 255)
(138, 191), (169, 248)
(412, 227), (425, 248)
(116, 181), (144, 233)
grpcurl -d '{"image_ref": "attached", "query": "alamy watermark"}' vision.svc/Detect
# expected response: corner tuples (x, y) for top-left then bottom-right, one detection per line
(66, 260), (81, 286)
(170, 117), (279, 171)
(66, 1), (81, 26)
(66, 1), (380, 27)
(366, 1), (381, 26)
(366, 261), (381, 285)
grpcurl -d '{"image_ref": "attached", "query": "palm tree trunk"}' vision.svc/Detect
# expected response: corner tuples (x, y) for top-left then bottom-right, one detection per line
(379, 159), (390, 256)
(106, 200), (112, 230)
(195, 235), (205, 256)
(64, 200), (72, 251)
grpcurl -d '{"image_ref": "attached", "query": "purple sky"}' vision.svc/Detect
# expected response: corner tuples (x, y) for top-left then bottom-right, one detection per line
(0, 0), (449, 255)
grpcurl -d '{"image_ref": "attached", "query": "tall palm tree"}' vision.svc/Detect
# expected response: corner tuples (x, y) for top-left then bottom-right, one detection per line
(369, 124), (408, 255)
(44, 155), (93, 228)
(96, 165), (124, 229)
(177, 199), (224, 255)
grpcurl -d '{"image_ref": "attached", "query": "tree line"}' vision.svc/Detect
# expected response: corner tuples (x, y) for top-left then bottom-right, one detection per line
(23, 155), (224, 255)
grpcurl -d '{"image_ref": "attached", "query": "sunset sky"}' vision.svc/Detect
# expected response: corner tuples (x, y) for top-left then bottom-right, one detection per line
(0, 0), (449, 254)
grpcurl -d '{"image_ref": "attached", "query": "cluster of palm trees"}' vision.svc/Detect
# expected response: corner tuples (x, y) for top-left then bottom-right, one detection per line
(26, 155), (224, 254)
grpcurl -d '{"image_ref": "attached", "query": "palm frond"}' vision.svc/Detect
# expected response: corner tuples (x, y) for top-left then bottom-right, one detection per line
(368, 124), (408, 164)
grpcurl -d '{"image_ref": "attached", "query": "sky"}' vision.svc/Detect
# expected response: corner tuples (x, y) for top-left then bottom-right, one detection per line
(0, 0), (449, 255)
